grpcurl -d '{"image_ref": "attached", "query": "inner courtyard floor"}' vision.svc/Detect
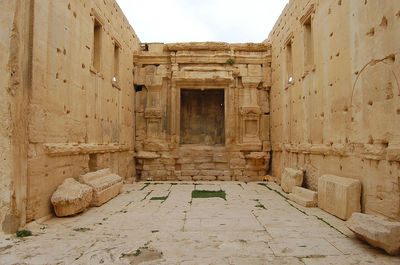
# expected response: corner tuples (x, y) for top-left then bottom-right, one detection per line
(0, 182), (399, 264)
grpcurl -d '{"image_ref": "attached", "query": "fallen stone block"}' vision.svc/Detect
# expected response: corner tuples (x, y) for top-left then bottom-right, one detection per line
(347, 213), (400, 255)
(51, 178), (93, 217)
(281, 168), (304, 193)
(288, 187), (317, 207)
(318, 174), (361, 220)
(79, 168), (123, 207)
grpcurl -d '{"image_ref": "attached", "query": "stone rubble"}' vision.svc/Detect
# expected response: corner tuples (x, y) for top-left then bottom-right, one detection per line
(347, 213), (400, 256)
(280, 168), (304, 193)
(79, 169), (123, 207)
(50, 178), (93, 217)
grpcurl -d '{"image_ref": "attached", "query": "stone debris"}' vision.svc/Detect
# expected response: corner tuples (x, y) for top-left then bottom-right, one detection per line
(280, 168), (304, 193)
(50, 178), (93, 217)
(318, 175), (361, 220)
(79, 168), (123, 206)
(347, 213), (400, 255)
(288, 186), (317, 207)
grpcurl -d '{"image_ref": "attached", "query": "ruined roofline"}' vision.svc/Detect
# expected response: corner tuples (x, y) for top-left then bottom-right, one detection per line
(138, 42), (271, 52)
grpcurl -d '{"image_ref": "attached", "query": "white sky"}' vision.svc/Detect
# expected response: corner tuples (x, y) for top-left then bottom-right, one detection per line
(115, 0), (289, 43)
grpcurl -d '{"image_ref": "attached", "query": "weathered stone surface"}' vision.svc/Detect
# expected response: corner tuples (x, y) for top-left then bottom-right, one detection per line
(288, 187), (317, 207)
(181, 170), (199, 176)
(3, 182), (399, 264)
(193, 175), (217, 181)
(51, 178), (93, 217)
(245, 152), (266, 160)
(136, 151), (160, 159)
(318, 175), (361, 220)
(1, 0), (399, 234)
(79, 169), (123, 207)
(347, 213), (400, 255)
(269, 0), (400, 221)
(281, 168), (303, 193)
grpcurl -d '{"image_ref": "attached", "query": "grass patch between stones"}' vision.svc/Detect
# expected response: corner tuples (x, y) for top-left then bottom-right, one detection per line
(255, 203), (267, 210)
(258, 183), (288, 199)
(150, 191), (171, 202)
(192, 189), (226, 200)
(141, 190), (153, 201)
(73, 227), (91, 232)
(140, 183), (150, 191)
(16, 230), (32, 237)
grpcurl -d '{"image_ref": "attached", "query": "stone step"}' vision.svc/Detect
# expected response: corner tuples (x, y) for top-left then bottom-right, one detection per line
(292, 186), (317, 202)
(288, 187), (317, 207)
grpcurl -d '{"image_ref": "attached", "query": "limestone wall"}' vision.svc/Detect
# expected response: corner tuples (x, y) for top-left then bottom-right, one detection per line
(0, 0), (140, 225)
(0, 0), (31, 233)
(269, 0), (400, 220)
(134, 43), (272, 181)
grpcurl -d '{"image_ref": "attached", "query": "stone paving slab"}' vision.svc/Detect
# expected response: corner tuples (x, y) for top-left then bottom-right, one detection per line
(0, 182), (399, 264)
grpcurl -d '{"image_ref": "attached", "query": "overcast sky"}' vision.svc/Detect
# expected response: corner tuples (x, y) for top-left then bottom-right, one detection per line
(115, 0), (289, 43)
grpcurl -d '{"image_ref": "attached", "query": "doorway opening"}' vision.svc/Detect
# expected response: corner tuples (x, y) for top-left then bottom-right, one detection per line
(180, 89), (225, 145)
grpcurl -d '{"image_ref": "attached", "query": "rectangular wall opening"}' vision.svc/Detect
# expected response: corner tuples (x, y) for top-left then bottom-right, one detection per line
(303, 16), (313, 67)
(286, 40), (293, 84)
(89, 153), (98, 172)
(113, 42), (120, 83)
(93, 18), (102, 72)
(180, 89), (225, 145)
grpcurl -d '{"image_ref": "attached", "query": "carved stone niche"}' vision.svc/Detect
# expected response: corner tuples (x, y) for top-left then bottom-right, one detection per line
(145, 108), (161, 138)
(240, 106), (261, 144)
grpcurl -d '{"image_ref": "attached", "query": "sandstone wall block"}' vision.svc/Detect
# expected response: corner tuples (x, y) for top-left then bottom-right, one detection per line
(281, 168), (304, 193)
(51, 178), (93, 217)
(347, 213), (400, 255)
(318, 174), (361, 220)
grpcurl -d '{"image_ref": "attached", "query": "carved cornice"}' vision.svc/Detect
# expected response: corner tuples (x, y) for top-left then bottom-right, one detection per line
(240, 106), (261, 115)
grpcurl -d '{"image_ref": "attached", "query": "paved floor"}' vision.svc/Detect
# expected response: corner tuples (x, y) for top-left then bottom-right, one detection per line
(0, 182), (399, 264)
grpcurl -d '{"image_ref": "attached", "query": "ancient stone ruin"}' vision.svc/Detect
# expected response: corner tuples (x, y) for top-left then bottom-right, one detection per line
(1, 0), (399, 253)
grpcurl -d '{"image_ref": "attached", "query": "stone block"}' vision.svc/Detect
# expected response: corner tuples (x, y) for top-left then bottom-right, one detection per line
(51, 178), (93, 217)
(193, 175), (217, 181)
(197, 163), (215, 170)
(347, 213), (400, 255)
(193, 157), (213, 163)
(288, 187), (317, 207)
(79, 168), (123, 207)
(244, 170), (259, 177)
(230, 158), (246, 169)
(136, 151), (160, 159)
(281, 168), (304, 193)
(181, 170), (199, 176)
(213, 153), (228, 163)
(318, 174), (361, 220)
(143, 141), (169, 152)
(200, 170), (223, 176)
(215, 163), (229, 170)
(245, 152), (266, 160)
(181, 163), (195, 170)
(161, 157), (175, 165)
(177, 175), (193, 181)
(217, 175), (232, 181)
